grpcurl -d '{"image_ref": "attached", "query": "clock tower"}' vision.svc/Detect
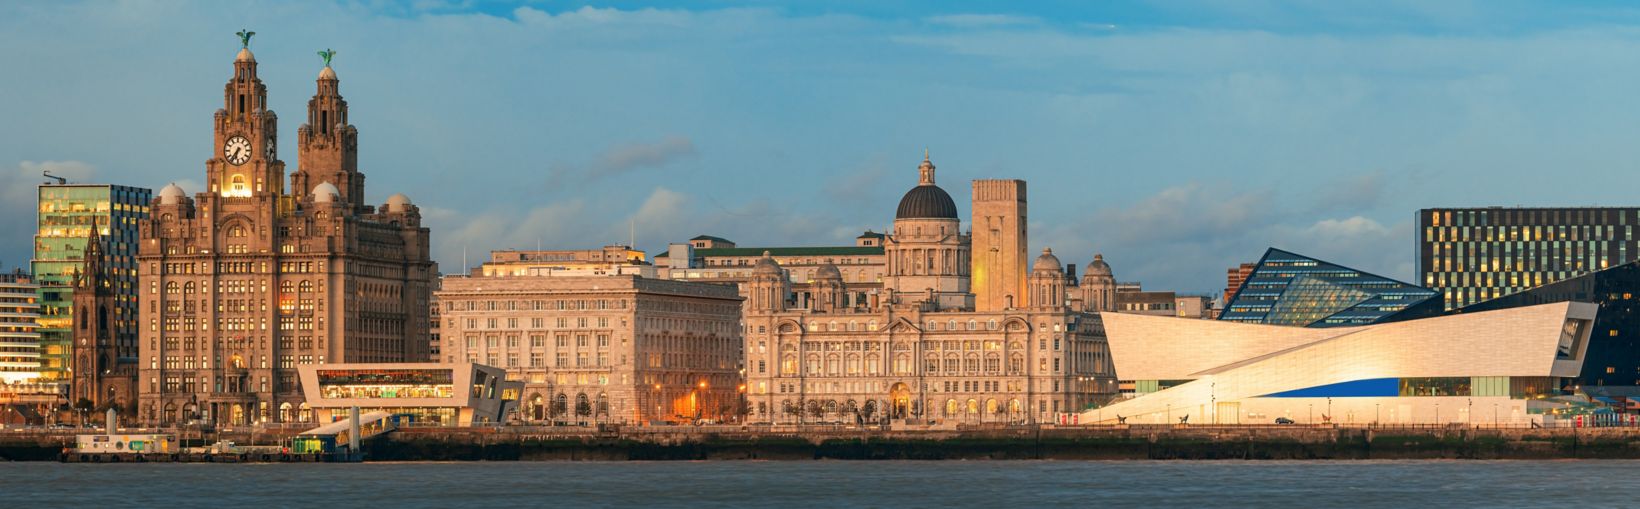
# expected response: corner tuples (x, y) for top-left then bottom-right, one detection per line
(208, 38), (285, 198)
(291, 50), (363, 209)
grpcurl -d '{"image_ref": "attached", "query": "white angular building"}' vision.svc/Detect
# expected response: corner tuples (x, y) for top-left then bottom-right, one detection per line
(1082, 301), (1597, 425)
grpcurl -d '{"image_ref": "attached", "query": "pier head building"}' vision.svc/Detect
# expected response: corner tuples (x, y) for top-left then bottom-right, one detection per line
(743, 155), (1119, 425)
(137, 40), (435, 425)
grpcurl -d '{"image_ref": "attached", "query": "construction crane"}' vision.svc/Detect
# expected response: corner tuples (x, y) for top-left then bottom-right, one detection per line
(42, 171), (67, 185)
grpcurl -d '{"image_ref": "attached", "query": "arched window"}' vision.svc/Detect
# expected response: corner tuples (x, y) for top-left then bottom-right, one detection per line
(165, 282), (179, 294)
(227, 175), (250, 197)
(299, 280), (314, 293)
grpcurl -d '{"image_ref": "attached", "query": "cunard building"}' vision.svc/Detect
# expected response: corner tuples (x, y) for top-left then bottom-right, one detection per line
(137, 37), (435, 425)
(743, 155), (1119, 425)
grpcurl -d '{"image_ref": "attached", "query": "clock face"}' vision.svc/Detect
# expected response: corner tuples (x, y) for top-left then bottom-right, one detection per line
(224, 136), (252, 165)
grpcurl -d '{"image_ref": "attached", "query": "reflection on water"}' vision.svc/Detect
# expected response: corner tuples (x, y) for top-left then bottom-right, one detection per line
(0, 460), (1628, 508)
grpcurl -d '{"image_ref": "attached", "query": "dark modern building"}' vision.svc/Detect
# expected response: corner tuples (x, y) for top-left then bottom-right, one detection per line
(1456, 260), (1640, 387)
(1417, 207), (1640, 310)
(1220, 248), (1443, 328)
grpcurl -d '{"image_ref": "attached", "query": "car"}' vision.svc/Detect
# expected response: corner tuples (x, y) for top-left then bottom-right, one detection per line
(1274, 417), (1295, 424)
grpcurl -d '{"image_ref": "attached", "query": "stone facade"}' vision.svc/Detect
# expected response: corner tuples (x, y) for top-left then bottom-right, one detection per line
(71, 228), (137, 416)
(136, 45), (434, 426)
(742, 155), (1119, 425)
(437, 273), (743, 424)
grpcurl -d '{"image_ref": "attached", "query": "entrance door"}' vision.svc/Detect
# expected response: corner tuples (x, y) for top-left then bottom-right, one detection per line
(888, 383), (911, 419)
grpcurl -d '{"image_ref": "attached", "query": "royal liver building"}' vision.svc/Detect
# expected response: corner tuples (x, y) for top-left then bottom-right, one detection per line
(137, 36), (435, 425)
(742, 155), (1119, 424)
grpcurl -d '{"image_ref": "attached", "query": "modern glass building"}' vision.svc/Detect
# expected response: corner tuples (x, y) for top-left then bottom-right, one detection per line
(1456, 259), (1640, 387)
(0, 271), (42, 383)
(1417, 207), (1640, 310)
(1220, 248), (1443, 327)
(31, 184), (151, 381)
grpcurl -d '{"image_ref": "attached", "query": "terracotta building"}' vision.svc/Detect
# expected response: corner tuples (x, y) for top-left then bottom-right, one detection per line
(437, 272), (743, 424)
(137, 40), (435, 425)
(742, 154), (1119, 425)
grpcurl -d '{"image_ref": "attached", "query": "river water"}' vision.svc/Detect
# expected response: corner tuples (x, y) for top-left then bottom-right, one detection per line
(1, 460), (1630, 507)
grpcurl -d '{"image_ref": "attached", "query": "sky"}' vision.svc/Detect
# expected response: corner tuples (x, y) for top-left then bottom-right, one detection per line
(7, 1), (1640, 294)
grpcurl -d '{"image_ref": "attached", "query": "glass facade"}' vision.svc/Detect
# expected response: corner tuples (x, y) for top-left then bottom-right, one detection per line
(1417, 207), (1640, 310)
(1220, 248), (1443, 327)
(31, 184), (151, 380)
(316, 369), (456, 399)
(1456, 260), (1640, 387)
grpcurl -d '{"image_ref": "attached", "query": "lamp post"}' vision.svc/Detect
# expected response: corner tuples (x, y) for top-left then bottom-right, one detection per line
(1375, 403), (1380, 426)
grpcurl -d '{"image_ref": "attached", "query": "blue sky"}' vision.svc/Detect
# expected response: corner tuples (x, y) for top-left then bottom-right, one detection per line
(7, 1), (1640, 294)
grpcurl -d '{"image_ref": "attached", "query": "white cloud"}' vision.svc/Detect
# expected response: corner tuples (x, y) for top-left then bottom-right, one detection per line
(926, 14), (1040, 28)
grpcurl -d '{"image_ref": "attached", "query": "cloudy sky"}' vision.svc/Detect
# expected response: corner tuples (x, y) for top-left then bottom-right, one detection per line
(6, 1), (1640, 294)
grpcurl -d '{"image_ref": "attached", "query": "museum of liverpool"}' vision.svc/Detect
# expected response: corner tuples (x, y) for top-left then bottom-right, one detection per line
(1080, 302), (1597, 425)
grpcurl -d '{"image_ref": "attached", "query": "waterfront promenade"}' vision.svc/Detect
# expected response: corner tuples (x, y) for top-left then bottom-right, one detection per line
(7, 423), (1640, 461)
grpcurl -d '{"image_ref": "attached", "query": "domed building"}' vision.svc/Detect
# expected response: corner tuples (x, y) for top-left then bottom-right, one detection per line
(137, 40), (435, 426)
(740, 152), (1120, 426)
(883, 153), (973, 310)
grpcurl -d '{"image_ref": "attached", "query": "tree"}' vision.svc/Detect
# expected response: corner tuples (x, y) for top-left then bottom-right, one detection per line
(807, 400), (824, 423)
(575, 399), (592, 424)
(784, 400), (802, 424)
(73, 398), (95, 427)
(550, 398), (568, 423)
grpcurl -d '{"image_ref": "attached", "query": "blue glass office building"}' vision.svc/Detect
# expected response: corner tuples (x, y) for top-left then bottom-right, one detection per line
(1221, 248), (1444, 327)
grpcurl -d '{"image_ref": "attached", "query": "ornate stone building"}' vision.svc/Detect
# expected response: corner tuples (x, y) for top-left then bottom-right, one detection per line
(743, 155), (1119, 425)
(437, 271), (743, 424)
(71, 227), (137, 416)
(137, 39), (434, 425)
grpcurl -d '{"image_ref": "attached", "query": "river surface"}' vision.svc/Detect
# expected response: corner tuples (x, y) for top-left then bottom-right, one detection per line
(1, 460), (1632, 507)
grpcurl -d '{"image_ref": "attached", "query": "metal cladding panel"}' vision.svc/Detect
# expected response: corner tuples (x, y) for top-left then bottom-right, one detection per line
(1088, 302), (1594, 424)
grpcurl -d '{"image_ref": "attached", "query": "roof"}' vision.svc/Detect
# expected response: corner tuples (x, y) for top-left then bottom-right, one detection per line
(1219, 247), (1441, 328)
(691, 235), (733, 243)
(656, 246), (884, 258)
(895, 184), (959, 220)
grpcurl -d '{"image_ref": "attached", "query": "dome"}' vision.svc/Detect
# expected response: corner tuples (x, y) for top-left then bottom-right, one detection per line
(318, 65), (337, 80)
(385, 193), (412, 212)
(312, 182), (341, 203)
(815, 263), (843, 281)
(894, 154), (959, 220)
(752, 251), (782, 275)
(235, 48), (255, 62)
(1085, 253), (1113, 277)
(158, 183), (186, 205)
(895, 185), (959, 220)
(1033, 248), (1064, 273)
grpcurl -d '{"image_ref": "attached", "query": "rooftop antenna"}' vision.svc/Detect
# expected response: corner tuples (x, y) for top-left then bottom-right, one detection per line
(462, 245), (468, 276)
(42, 171), (66, 185)
(629, 219), (635, 249)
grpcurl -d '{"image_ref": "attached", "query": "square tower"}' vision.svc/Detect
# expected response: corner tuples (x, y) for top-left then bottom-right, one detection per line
(971, 179), (1027, 311)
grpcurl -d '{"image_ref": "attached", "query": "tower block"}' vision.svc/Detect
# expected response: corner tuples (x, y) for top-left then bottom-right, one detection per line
(971, 179), (1028, 311)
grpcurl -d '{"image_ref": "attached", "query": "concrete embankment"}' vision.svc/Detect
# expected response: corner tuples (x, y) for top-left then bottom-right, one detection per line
(7, 426), (1640, 461)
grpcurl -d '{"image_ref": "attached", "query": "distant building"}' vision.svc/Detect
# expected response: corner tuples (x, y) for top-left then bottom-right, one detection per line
(0, 271), (42, 384)
(1456, 259), (1640, 387)
(1417, 207), (1640, 310)
(437, 271), (744, 424)
(1114, 284), (1176, 316)
(478, 246), (648, 277)
(1225, 262), (1256, 303)
(1220, 248), (1443, 327)
(1173, 295), (1213, 319)
(655, 235), (887, 311)
(32, 183), (150, 381)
